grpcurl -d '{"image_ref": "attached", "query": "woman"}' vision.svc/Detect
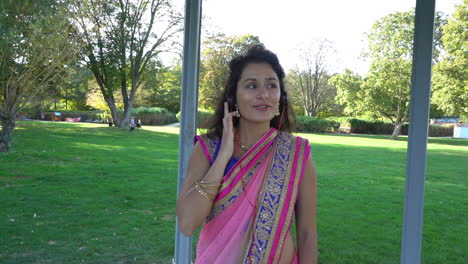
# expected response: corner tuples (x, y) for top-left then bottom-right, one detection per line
(176, 45), (317, 263)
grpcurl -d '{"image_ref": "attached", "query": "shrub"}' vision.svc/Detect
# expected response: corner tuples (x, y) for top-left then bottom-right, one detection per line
(325, 117), (453, 137)
(348, 119), (372, 134)
(59, 110), (105, 122)
(20, 107), (177, 125)
(129, 107), (177, 126)
(21, 109), (106, 122)
(428, 124), (453, 137)
(176, 109), (214, 128)
(295, 116), (340, 133)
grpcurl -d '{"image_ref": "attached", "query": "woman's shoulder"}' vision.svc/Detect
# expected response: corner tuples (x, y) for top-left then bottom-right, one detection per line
(195, 134), (221, 147)
(194, 134), (221, 165)
(278, 131), (310, 144)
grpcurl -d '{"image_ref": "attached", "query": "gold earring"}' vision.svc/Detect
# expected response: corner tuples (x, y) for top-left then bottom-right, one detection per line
(275, 107), (280, 116)
(235, 104), (241, 118)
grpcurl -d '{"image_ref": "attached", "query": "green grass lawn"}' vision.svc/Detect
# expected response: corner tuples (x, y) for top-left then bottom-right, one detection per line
(0, 121), (466, 263)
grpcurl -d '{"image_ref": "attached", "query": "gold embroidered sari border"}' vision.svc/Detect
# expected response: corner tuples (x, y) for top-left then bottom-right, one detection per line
(214, 129), (278, 205)
(272, 138), (308, 263)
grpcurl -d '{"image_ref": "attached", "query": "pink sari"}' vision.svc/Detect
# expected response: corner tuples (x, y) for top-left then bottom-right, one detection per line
(194, 128), (310, 264)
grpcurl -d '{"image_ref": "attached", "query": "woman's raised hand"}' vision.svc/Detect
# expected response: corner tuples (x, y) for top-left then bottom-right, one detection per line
(218, 101), (237, 161)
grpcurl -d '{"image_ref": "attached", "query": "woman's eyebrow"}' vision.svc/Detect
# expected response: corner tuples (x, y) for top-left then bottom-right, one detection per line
(242, 78), (257, 83)
(242, 77), (278, 83)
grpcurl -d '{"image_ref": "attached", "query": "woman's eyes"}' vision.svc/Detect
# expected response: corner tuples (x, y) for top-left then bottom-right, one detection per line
(245, 83), (277, 88)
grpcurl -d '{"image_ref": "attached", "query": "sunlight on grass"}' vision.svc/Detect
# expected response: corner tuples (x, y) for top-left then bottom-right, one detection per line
(142, 126), (180, 134)
(0, 121), (466, 263)
(72, 142), (125, 151)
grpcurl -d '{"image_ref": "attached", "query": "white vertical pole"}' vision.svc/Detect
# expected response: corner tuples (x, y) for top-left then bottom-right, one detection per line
(401, 0), (436, 263)
(174, 0), (202, 263)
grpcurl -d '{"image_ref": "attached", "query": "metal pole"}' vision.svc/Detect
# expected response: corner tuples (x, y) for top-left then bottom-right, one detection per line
(174, 0), (202, 263)
(401, 0), (435, 263)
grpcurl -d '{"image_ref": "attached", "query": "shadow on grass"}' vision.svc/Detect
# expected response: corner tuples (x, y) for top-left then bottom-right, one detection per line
(0, 121), (466, 263)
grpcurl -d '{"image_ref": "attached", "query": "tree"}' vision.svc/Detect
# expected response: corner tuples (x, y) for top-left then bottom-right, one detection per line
(34, 63), (92, 111)
(286, 39), (337, 117)
(329, 69), (364, 116)
(0, 0), (80, 152)
(360, 10), (445, 139)
(432, 2), (467, 119)
(71, 0), (182, 127)
(199, 33), (262, 110)
(60, 65), (94, 111)
(134, 61), (182, 113)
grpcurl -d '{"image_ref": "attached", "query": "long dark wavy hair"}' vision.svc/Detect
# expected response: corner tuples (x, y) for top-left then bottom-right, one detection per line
(205, 45), (294, 139)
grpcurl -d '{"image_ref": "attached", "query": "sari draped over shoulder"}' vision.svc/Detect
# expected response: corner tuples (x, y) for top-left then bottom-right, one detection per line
(194, 128), (310, 264)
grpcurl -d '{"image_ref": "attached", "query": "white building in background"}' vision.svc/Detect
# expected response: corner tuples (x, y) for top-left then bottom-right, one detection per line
(454, 124), (468, 139)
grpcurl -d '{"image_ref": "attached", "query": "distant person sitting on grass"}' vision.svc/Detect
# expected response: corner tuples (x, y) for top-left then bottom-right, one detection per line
(136, 119), (142, 128)
(130, 116), (135, 131)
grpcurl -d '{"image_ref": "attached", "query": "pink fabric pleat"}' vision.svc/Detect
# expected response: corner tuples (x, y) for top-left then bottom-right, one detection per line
(195, 152), (272, 264)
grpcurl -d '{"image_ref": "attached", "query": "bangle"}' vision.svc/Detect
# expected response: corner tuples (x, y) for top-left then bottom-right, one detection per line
(198, 179), (221, 186)
(197, 180), (221, 190)
(195, 183), (215, 201)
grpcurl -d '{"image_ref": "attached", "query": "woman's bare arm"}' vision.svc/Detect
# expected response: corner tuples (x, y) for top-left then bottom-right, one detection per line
(296, 154), (318, 264)
(175, 142), (230, 236)
(176, 102), (236, 236)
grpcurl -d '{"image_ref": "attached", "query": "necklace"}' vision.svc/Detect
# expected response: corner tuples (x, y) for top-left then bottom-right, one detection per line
(235, 131), (249, 152)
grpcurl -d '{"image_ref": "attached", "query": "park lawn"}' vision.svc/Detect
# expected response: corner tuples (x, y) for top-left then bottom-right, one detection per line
(0, 121), (466, 264)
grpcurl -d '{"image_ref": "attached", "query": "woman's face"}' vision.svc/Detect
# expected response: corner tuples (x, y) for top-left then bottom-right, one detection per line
(236, 63), (281, 124)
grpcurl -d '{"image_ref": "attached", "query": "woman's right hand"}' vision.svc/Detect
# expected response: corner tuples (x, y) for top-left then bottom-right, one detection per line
(218, 101), (237, 161)
(176, 102), (237, 236)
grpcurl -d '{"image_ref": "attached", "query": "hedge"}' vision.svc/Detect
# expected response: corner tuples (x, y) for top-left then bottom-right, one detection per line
(295, 116), (340, 133)
(20, 109), (106, 122)
(20, 107), (177, 126)
(176, 109), (214, 128)
(326, 117), (453, 137)
(428, 124), (453, 137)
(126, 107), (177, 126)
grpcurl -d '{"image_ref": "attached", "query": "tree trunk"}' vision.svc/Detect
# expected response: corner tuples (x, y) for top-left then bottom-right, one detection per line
(390, 121), (403, 140)
(119, 101), (134, 128)
(104, 97), (120, 127)
(0, 116), (16, 152)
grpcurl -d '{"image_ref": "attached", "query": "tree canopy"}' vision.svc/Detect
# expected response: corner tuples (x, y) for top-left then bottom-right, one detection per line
(432, 2), (468, 119)
(286, 39), (338, 117)
(0, 0), (80, 151)
(71, 0), (182, 127)
(198, 33), (261, 110)
(333, 10), (446, 139)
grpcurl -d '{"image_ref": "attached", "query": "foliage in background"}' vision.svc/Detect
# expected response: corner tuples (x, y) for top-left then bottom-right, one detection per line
(54, 65), (93, 111)
(176, 109), (213, 128)
(325, 117), (454, 137)
(336, 10), (447, 140)
(128, 107), (177, 125)
(70, 0), (182, 128)
(89, 107), (178, 126)
(135, 62), (182, 114)
(198, 33), (262, 110)
(295, 116), (340, 133)
(286, 39), (340, 117)
(0, 0), (80, 152)
(330, 69), (364, 117)
(432, 2), (468, 118)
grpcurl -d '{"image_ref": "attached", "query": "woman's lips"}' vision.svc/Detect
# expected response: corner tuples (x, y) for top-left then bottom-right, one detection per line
(253, 105), (271, 111)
